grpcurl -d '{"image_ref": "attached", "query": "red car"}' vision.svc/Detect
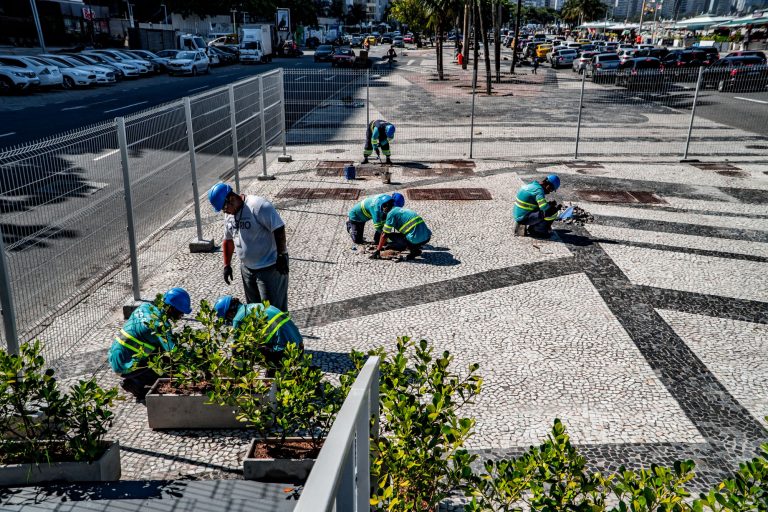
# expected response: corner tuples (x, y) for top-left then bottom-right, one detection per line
(403, 34), (414, 44)
(331, 48), (357, 67)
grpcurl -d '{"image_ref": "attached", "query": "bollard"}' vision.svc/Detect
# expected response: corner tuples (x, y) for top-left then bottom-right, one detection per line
(574, 71), (586, 160)
(183, 97), (215, 253)
(0, 227), (19, 355)
(257, 75), (275, 181)
(681, 66), (704, 162)
(277, 68), (293, 162)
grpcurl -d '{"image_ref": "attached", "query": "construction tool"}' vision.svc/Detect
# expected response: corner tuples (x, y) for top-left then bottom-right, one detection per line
(558, 205), (594, 226)
(283, 485), (303, 500)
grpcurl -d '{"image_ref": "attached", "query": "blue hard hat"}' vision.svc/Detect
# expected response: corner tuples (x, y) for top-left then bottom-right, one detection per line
(214, 295), (233, 320)
(391, 192), (405, 208)
(163, 287), (192, 315)
(385, 124), (395, 139)
(546, 174), (561, 191)
(208, 182), (233, 212)
(376, 194), (393, 210)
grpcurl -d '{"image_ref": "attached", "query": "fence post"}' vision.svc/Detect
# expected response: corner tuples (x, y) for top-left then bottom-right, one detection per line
(183, 97), (215, 253)
(257, 75), (275, 181)
(469, 53), (478, 159)
(116, 117), (141, 307)
(366, 68), (370, 129)
(336, 437), (355, 510)
(682, 66), (704, 162)
(228, 85), (241, 194)
(356, 394), (371, 510)
(277, 68), (293, 162)
(574, 71), (586, 160)
(0, 229), (19, 355)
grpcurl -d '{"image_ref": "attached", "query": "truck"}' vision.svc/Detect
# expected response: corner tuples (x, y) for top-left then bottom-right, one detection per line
(177, 33), (208, 52)
(239, 25), (274, 64)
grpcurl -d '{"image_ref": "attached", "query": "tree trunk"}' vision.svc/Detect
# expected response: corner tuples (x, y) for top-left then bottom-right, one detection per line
(477, 0), (491, 95)
(462, 2), (470, 70)
(493, 0), (501, 83)
(436, 23), (444, 80)
(509, 0), (522, 74)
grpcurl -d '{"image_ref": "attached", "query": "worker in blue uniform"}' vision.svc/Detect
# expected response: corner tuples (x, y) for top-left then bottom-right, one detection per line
(347, 192), (405, 244)
(513, 174), (561, 238)
(363, 120), (395, 164)
(370, 197), (432, 260)
(108, 287), (192, 399)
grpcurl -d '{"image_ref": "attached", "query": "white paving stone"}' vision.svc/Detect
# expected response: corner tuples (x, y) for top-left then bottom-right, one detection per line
(583, 203), (768, 232)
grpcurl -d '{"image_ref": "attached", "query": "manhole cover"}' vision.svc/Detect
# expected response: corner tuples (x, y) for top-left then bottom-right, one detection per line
(715, 170), (749, 178)
(277, 188), (360, 200)
(406, 188), (492, 200)
(576, 168), (608, 176)
(574, 190), (666, 204)
(324, 148), (347, 153)
(565, 162), (604, 169)
(690, 163), (740, 171)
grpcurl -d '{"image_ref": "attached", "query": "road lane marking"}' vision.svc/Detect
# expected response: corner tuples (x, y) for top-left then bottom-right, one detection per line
(188, 85), (210, 93)
(323, 76), (334, 81)
(93, 149), (120, 161)
(734, 96), (768, 105)
(104, 101), (148, 114)
(294, 75), (307, 81)
(0, 132), (15, 138)
(407, 59), (415, 65)
(61, 105), (88, 111)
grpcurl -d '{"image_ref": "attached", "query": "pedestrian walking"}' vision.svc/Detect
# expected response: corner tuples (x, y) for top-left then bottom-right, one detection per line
(532, 57), (539, 74)
(208, 182), (289, 312)
(108, 287), (192, 400)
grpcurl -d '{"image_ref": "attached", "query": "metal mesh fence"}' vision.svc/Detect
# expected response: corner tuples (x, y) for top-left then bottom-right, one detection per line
(0, 69), (285, 360)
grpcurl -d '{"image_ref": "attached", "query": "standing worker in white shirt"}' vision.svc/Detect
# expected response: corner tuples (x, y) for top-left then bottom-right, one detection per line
(208, 182), (289, 312)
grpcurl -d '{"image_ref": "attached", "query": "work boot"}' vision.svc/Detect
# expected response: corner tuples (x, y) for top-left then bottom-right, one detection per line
(406, 248), (422, 260)
(361, 157), (369, 164)
(385, 157), (392, 164)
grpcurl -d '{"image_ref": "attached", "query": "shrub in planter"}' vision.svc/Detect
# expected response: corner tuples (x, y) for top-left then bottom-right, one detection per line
(0, 341), (120, 483)
(349, 337), (483, 511)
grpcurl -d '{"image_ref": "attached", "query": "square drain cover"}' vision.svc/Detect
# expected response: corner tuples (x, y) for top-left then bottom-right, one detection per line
(690, 163), (740, 171)
(404, 168), (474, 177)
(277, 188), (360, 200)
(575, 190), (665, 204)
(406, 188), (492, 200)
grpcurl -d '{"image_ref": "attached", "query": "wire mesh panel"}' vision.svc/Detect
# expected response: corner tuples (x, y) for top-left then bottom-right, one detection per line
(190, 88), (234, 194)
(263, 70), (283, 145)
(0, 122), (131, 360)
(233, 76), (264, 162)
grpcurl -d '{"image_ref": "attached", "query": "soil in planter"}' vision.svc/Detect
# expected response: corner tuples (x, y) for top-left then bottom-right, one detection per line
(156, 380), (212, 396)
(251, 439), (321, 460)
(0, 440), (110, 465)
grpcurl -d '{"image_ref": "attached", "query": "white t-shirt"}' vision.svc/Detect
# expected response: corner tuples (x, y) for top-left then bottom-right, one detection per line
(224, 195), (285, 270)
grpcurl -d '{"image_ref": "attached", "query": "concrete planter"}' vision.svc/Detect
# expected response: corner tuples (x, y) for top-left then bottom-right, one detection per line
(0, 441), (120, 486)
(146, 378), (273, 430)
(242, 438), (319, 481)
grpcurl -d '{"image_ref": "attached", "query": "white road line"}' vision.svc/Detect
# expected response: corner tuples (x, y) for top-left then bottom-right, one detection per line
(323, 75), (335, 81)
(0, 132), (16, 138)
(407, 59), (415, 66)
(734, 96), (768, 105)
(188, 85), (210, 93)
(103, 101), (148, 114)
(93, 149), (120, 161)
(61, 105), (88, 111)
(294, 75), (307, 81)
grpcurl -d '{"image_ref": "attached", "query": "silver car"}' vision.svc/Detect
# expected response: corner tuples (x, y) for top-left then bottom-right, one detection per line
(167, 50), (210, 76)
(572, 51), (598, 73)
(0, 65), (39, 93)
(40, 54), (116, 84)
(585, 53), (621, 83)
(550, 49), (577, 69)
(0, 55), (62, 88)
(89, 50), (152, 75)
(26, 56), (96, 89)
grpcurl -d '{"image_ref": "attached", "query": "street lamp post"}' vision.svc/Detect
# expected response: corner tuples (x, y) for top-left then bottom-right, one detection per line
(126, 1), (135, 28)
(231, 9), (238, 35)
(29, 0), (46, 52)
(160, 3), (168, 25)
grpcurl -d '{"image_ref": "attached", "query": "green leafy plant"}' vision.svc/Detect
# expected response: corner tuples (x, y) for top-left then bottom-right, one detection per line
(0, 341), (119, 466)
(697, 441), (768, 512)
(352, 337), (483, 511)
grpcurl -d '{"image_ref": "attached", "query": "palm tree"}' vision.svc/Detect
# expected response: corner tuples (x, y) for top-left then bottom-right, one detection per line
(560, 0), (606, 25)
(423, 0), (462, 80)
(477, 0), (491, 94)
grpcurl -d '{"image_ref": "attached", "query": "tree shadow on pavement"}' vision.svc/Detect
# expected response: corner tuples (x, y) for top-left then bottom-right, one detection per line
(0, 222), (78, 251)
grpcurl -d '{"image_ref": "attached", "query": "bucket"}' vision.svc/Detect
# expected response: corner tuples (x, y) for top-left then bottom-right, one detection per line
(344, 164), (356, 180)
(381, 170), (392, 184)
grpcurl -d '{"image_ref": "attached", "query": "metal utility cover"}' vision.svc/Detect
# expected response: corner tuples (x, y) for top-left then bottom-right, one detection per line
(406, 188), (492, 200)
(574, 190), (666, 204)
(404, 167), (474, 177)
(565, 162), (604, 169)
(690, 163), (741, 171)
(276, 188), (360, 200)
(316, 161), (352, 169)
(317, 167), (380, 177)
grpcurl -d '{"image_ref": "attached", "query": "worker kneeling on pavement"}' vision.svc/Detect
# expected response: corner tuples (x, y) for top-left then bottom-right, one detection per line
(214, 295), (303, 373)
(363, 120), (395, 164)
(371, 198), (432, 260)
(513, 174), (561, 238)
(108, 287), (192, 400)
(347, 192), (405, 244)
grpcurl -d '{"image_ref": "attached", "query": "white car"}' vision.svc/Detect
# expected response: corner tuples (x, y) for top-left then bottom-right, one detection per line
(0, 65), (39, 93)
(88, 50), (152, 75)
(0, 55), (62, 88)
(40, 54), (116, 84)
(26, 56), (95, 89)
(167, 51), (210, 76)
(70, 53), (140, 79)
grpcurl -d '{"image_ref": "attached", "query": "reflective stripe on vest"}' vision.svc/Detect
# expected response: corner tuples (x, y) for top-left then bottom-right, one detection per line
(400, 216), (424, 234)
(360, 199), (372, 219)
(262, 312), (292, 346)
(515, 200), (535, 211)
(115, 329), (155, 355)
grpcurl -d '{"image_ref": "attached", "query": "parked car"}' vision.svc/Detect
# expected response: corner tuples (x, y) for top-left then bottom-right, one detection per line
(87, 50), (152, 75)
(0, 55), (62, 88)
(662, 50), (706, 81)
(124, 49), (170, 72)
(615, 57), (665, 90)
(572, 51), (597, 73)
(690, 45), (719, 66)
(166, 50), (210, 76)
(585, 52), (621, 83)
(156, 49), (181, 59)
(550, 48), (577, 68)
(26, 56), (96, 89)
(618, 48), (641, 64)
(725, 50), (766, 63)
(380, 34), (393, 44)
(208, 45), (236, 65)
(40, 54), (116, 84)
(403, 33), (414, 44)
(314, 45), (335, 62)
(635, 47), (669, 60)
(703, 56), (768, 91)
(0, 65), (39, 93)
(393, 36), (404, 48)
(72, 53), (140, 79)
(331, 47), (357, 67)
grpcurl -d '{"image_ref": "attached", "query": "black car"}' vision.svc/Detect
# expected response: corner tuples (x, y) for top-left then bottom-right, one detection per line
(662, 50), (706, 81)
(725, 50), (767, 63)
(690, 46), (719, 66)
(636, 47), (669, 60)
(703, 56), (768, 91)
(314, 45), (335, 62)
(615, 57), (665, 90)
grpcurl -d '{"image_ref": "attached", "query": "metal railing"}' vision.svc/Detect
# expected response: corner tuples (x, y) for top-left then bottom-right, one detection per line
(0, 68), (287, 358)
(295, 356), (380, 512)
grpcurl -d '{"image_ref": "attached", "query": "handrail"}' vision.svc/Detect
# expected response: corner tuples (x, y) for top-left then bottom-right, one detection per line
(294, 356), (380, 512)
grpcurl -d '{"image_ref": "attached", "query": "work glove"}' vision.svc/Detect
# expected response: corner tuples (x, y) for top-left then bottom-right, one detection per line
(223, 265), (233, 285)
(276, 253), (289, 275)
(369, 250), (381, 260)
(548, 201), (561, 213)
